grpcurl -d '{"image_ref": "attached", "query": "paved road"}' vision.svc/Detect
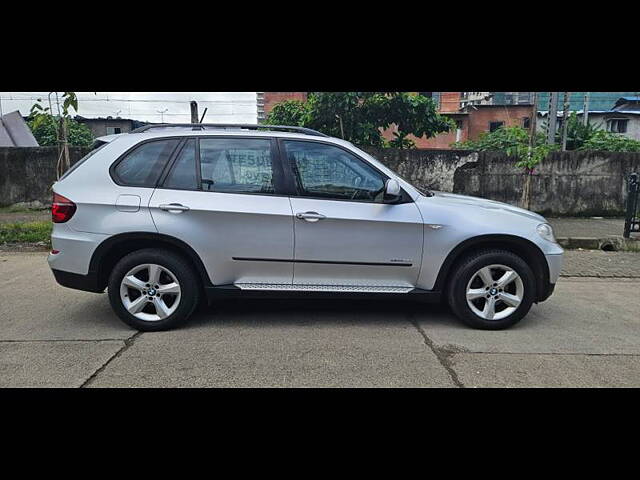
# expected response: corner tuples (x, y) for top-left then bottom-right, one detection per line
(1, 252), (639, 387)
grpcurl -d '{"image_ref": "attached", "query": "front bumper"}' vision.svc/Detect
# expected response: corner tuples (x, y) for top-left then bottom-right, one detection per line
(538, 282), (556, 302)
(545, 252), (563, 284)
(536, 252), (562, 303)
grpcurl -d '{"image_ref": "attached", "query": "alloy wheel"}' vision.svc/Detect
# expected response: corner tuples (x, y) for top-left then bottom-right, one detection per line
(465, 264), (524, 321)
(119, 263), (181, 321)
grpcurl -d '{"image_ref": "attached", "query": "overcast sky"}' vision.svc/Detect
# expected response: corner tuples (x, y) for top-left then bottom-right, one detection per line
(0, 92), (258, 123)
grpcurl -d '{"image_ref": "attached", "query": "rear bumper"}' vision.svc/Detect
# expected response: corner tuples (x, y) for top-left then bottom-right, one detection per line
(51, 268), (103, 293)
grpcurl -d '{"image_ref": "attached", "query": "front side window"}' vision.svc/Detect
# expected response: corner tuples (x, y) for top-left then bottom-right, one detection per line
(283, 140), (386, 201)
(114, 139), (180, 187)
(199, 138), (275, 194)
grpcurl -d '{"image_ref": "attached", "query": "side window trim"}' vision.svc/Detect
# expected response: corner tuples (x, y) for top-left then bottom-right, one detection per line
(157, 138), (188, 187)
(279, 138), (394, 204)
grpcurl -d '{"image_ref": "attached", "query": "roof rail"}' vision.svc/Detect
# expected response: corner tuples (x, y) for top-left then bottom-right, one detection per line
(129, 123), (329, 137)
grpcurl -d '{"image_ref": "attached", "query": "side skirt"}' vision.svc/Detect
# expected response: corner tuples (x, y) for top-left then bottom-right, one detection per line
(204, 284), (442, 303)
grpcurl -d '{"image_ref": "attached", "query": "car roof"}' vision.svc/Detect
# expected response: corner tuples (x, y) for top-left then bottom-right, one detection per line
(96, 127), (347, 145)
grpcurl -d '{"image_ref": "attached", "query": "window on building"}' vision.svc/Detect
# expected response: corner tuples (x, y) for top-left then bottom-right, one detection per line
(489, 121), (505, 133)
(522, 117), (531, 129)
(607, 119), (628, 134)
(106, 126), (122, 135)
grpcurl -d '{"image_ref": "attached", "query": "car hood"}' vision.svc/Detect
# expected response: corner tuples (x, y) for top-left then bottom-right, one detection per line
(425, 191), (547, 223)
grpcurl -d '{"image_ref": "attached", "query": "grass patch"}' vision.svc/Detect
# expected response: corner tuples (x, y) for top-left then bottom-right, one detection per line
(0, 221), (52, 245)
(0, 206), (48, 214)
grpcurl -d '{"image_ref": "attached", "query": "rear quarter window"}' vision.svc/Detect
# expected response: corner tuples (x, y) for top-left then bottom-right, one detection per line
(59, 140), (109, 181)
(112, 139), (180, 187)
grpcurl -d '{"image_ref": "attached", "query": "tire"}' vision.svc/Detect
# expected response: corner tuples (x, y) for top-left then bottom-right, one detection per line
(107, 248), (200, 331)
(446, 249), (536, 330)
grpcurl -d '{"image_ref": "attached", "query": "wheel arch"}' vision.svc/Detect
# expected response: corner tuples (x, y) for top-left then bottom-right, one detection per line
(89, 232), (213, 292)
(434, 234), (550, 302)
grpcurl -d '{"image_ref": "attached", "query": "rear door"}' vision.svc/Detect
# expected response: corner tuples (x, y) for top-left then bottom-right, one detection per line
(282, 139), (424, 288)
(149, 136), (294, 286)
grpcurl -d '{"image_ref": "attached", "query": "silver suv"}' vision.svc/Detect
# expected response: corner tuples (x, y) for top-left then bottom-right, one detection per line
(48, 124), (563, 331)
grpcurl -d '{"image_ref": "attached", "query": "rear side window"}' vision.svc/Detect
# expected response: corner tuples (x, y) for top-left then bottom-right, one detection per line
(199, 138), (274, 194)
(113, 139), (180, 187)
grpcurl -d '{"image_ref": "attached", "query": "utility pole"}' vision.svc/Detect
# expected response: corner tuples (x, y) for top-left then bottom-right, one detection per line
(521, 91), (539, 210)
(528, 92), (538, 144)
(190, 101), (199, 124)
(157, 108), (168, 123)
(583, 92), (590, 126)
(546, 92), (559, 144)
(561, 92), (571, 151)
(335, 114), (344, 139)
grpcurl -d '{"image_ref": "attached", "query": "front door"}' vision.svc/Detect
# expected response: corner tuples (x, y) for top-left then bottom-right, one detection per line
(283, 140), (424, 288)
(149, 136), (294, 286)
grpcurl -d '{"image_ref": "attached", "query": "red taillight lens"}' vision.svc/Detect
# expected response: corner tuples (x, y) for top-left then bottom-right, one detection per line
(52, 192), (77, 223)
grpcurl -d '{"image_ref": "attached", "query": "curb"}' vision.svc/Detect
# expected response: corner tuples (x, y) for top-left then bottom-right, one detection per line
(557, 236), (640, 251)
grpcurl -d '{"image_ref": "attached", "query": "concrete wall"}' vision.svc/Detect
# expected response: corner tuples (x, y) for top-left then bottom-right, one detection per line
(0, 146), (91, 207)
(453, 150), (640, 216)
(362, 147), (478, 193)
(1, 146), (639, 216)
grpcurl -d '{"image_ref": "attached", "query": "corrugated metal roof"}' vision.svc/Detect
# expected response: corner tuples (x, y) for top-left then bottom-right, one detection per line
(0, 111), (38, 147)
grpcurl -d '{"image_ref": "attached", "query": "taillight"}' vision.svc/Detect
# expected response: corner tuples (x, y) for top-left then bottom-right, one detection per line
(52, 192), (77, 223)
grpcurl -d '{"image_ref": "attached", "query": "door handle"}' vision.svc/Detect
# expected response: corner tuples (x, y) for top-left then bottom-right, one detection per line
(296, 211), (326, 222)
(159, 203), (190, 213)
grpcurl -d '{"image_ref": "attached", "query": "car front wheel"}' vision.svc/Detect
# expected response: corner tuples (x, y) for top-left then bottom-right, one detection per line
(446, 249), (536, 330)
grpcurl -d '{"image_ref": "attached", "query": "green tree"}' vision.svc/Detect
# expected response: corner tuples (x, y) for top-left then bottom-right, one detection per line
(265, 92), (453, 148)
(28, 117), (94, 147)
(578, 130), (640, 152)
(453, 125), (557, 170)
(537, 112), (604, 150)
(265, 99), (311, 128)
(29, 92), (88, 178)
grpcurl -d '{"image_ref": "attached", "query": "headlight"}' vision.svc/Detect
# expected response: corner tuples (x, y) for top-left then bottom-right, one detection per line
(537, 223), (556, 243)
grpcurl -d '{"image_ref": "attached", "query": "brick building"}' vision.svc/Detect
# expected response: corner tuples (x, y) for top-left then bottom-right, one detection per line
(258, 92), (308, 122)
(259, 92), (534, 149)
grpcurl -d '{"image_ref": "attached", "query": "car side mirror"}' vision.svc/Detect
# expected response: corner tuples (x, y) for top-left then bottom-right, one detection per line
(383, 179), (401, 203)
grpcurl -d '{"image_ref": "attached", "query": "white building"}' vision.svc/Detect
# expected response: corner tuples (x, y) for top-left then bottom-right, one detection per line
(537, 97), (640, 141)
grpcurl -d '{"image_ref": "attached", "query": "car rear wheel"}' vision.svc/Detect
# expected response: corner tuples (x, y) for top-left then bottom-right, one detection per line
(108, 248), (200, 331)
(446, 249), (536, 330)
